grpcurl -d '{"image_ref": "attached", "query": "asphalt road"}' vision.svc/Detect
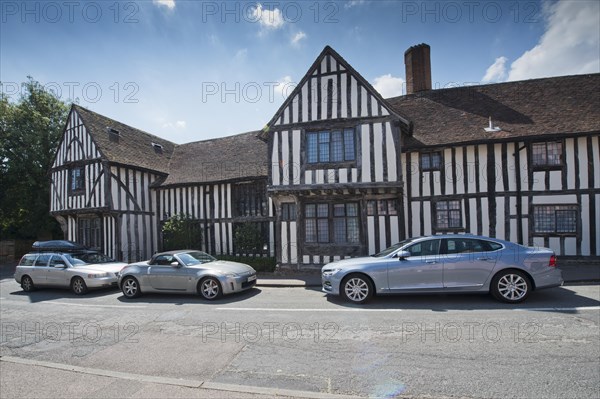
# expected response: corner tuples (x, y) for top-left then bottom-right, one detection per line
(1, 278), (599, 399)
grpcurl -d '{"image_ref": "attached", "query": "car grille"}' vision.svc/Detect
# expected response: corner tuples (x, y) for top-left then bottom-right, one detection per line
(242, 280), (256, 289)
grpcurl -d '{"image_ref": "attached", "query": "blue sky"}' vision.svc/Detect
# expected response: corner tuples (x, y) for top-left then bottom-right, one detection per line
(1, 0), (599, 144)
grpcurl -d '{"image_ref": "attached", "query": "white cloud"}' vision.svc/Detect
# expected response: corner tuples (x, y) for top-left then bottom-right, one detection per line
(372, 74), (405, 98)
(291, 31), (307, 46)
(251, 3), (285, 29)
(274, 76), (295, 98)
(507, 1), (600, 81)
(153, 0), (175, 10)
(162, 120), (186, 129)
(234, 48), (248, 61)
(345, 0), (366, 9)
(482, 56), (508, 83)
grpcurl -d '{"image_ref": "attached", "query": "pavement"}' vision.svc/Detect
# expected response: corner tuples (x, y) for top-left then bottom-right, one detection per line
(1, 260), (598, 287)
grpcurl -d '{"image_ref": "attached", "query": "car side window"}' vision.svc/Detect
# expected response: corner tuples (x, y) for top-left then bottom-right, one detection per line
(154, 255), (175, 265)
(406, 239), (440, 257)
(443, 238), (472, 254)
(19, 254), (37, 266)
(481, 240), (503, 251)
(49, 255), (66, 267)
(33, 254), (51, 267)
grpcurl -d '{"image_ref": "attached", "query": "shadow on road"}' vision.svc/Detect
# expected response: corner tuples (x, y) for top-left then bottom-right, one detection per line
(324, 286), (599, 313)
(8, 287), (120, 302)
(114, 287), (262, 305)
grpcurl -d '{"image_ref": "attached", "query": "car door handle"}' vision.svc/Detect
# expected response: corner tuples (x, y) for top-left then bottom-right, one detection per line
(477, 257), (491, 261)
(426, 261), (438, 264)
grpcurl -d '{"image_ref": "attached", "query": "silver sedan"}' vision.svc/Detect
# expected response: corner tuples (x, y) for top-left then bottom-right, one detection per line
(322, 234), (563, 304)
(118, 250), (257, 300)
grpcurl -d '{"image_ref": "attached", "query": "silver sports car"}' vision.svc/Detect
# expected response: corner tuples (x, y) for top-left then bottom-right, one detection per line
(118, 250), (257, 300)
(322, 234), (563, 304)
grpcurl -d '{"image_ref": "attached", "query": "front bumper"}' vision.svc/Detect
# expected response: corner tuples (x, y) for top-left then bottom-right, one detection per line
(321, 273), (342, 295)
(85, 276), (119, 289)
(221, 273), (257, 294)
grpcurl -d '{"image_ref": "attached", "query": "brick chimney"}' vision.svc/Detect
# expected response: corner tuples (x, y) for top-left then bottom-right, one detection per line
(404, 43), (432, 94)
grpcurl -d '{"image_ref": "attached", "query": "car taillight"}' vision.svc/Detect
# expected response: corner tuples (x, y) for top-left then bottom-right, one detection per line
(549, 255), (557, 267)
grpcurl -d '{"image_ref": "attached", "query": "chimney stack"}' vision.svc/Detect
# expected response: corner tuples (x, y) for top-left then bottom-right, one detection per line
(404, 43), (432, 95)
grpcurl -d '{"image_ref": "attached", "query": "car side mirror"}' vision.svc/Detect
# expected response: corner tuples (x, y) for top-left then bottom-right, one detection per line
(54, 263), (67, 269)
(396, 250), (411, 260)
(170, 262), (181, 268)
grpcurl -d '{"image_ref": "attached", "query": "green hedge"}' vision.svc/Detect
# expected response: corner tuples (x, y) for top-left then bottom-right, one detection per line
(216, 255), (277, 272)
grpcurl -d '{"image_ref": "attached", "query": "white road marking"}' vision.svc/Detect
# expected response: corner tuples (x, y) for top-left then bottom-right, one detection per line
(512, 306), (600, 312)
(217, 307), (401, 312)
(217, 306), (600, 313)
(48, 301), (146, 309)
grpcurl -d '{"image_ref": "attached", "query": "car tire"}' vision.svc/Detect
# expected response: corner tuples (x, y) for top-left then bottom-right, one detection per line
(71, 276), (88, 295)
(198, 277), (222, 300)
(341, 274), (374, 304)
(121, 276), (141, 299)
(21, 275), (35, 292)
(491, 270), (531, 303)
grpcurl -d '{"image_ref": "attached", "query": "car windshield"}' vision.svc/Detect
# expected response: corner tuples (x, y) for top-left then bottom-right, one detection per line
(371, 239), (417, 257)
(67, 252), (117, 265)
(177, 251), (216, 266)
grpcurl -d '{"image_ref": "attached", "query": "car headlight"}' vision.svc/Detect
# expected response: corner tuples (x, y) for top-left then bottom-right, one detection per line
(322, 268), (342, 277)
(87, 272), (109, 278)
(224, 273), (238, 278)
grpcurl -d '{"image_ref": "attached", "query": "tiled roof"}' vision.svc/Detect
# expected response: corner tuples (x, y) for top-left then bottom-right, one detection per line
(386, 73), (600, 148)
(73, 105), (175, 174)
(160, 131), (268, 186)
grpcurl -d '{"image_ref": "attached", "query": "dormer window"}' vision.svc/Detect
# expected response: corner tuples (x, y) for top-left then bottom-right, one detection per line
(152, 142), (164, 154)
(107, 127), (120, 142)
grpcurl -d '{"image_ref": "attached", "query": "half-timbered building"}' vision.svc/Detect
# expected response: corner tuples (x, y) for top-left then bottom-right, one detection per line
(50, 44), (599, 266)
(50, 106), (272, 261)
(50, 105), (174, 262)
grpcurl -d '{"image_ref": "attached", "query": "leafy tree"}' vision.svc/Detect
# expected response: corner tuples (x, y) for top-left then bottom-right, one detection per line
(234, 223), (265, 255)
(162, 214), (202, 251)
(0, 77), (69, 240)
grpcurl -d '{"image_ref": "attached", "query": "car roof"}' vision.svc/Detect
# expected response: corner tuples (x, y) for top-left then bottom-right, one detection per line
(152, 249), (199, 256)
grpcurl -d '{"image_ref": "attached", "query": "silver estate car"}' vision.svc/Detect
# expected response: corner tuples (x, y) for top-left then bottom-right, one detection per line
(15, 250), (126, 295)
(322, 234), (563, 304)
(119, 250), (257, 300)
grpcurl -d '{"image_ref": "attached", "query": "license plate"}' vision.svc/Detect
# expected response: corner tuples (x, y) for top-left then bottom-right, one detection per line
(247, 275), (257, 282)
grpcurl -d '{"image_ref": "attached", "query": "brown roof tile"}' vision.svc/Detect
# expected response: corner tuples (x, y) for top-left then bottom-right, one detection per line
(74, 105), (175, 174)
(160, 131), (268, 186)
(385, 73), (600, 148)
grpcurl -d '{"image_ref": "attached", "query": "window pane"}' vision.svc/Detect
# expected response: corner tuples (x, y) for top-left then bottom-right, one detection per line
(305, 219), (316, 242)
(532, 143), (546, 166)
(334, 218), (346, 243)
(305, 204), (316, 218)
(376, 200), (386, 215)
(449, 200), (460, 210)
(367, 201), (375, 216)
(388, 200), (398, 215)
(317, 204), (328, 217)
(547, 142), (562, 165)
(436, 201), (448, 210)
(307, 134), (318, 163)
(533, 206), (555, 233)
(421, 154), (431, 170)
(432, 152), (442, 169)
(331, 131), (343, 162)
(319, 142), (330, 162)
(318, 219), (329, 242)
(333, 204), (345, 216)
(344, 129), (355, 161)
(347, 217), (359, 243)
(436, 212), (449, 229)
(556, 210), (576, 233)
(448, 210), (461, 228)
(347, 203), (358, 217)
